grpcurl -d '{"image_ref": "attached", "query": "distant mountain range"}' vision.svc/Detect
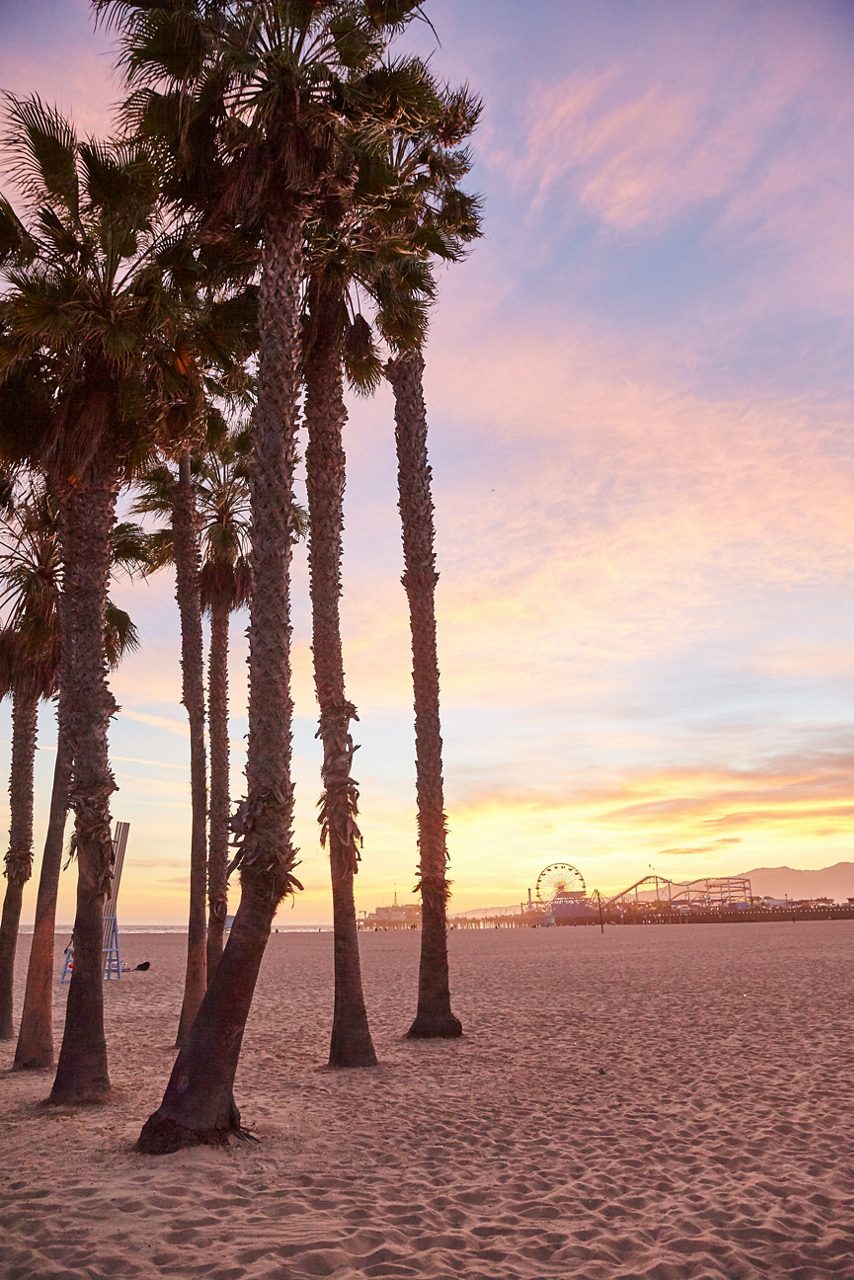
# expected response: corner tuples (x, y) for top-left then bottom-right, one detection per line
(739, 863), (854, 902)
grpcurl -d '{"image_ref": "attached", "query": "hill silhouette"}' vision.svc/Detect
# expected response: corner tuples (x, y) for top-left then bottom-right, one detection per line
(740, 862), (854, 901)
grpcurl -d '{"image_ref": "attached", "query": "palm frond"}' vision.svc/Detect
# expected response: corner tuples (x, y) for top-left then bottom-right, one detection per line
(111, 519), (160, 577)
(0, 196), (38, 267)
(104, 599), (140, 666)
(3, 94), (80, 218)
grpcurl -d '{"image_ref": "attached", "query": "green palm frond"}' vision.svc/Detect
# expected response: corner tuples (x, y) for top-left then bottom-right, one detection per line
(97, 0), (424, 233)
(104, 599), (141, 666)
(130, 421), (306, 614)
(344, 312), (383, 393)
(299, 51), (482, 383)
(0, 91), (231, 486)
(0, 196), (38, 267)
(0, 484), (61, 700)
(0, 626), (57, 700)
(111, 519), (162, 577)
(0, 335), (58, 471)
(141, 526), (176, 572)
(2, 93), (80, 218)
(0, 488), (61, 633)
(131, 461), (177, 518)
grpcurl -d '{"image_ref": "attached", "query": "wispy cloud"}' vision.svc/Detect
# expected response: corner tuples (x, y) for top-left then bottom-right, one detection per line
(435, 743), (854, 900)
(120, 710), (189, 739)
(505, 6), (854, 249)
(658, 839), (742, 857)
(322, 308), (854, 719)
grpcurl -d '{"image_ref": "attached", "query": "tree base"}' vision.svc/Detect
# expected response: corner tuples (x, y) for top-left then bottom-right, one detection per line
(12, 1054), (53, 1072)
(137, 1095), (247, 1156)
(406, 1012), (463, 1039)
(47, 1084), (111, 1105)
(137, 1114), (233, 1155)
(328, 1032), (379, 1069)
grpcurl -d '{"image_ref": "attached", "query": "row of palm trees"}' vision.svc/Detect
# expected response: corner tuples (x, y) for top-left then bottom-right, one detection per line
(132, 431), (258, 980)
(0, 488), (142, 1055)
(0, 0), (481, 1154)
(0, 431), (256, 1058)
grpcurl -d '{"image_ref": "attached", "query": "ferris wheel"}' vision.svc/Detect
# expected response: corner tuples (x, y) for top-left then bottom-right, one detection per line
(536, 862), (587, 906)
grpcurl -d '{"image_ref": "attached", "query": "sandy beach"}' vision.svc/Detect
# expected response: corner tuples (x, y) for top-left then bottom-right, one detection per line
(1, 921), (852, 1279)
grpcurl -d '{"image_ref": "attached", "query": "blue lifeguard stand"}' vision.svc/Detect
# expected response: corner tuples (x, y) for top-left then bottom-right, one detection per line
(61, 821), (130, 983)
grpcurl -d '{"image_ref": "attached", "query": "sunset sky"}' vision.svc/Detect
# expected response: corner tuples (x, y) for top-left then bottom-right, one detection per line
(2, 0), (853, 924)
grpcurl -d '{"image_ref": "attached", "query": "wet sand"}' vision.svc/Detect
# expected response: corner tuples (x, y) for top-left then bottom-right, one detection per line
(1, 921), (852, 1278)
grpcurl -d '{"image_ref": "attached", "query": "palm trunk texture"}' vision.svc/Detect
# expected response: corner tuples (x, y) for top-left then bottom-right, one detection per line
(138, 210), (304, 1153)
(50, 463), (119, 1103)
(206, 594), (230, 979)
(16, 502), (74, 1070)
(0, 686), (40, 1040)
(173, 451), (208, 1045)
(13, 719), (72, 1068)
(387, 351), (462, 1038)
(305, 285), (377, 1068)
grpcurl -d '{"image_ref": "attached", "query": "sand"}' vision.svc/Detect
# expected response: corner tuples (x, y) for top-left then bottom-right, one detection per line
(1, 921), (852, 1279)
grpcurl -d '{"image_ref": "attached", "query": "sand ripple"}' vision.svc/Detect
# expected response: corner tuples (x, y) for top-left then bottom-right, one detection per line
(2, 922), (852, 1278)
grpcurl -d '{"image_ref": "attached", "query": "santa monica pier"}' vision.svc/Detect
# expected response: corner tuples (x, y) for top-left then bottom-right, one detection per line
(359, 862), (854, 930)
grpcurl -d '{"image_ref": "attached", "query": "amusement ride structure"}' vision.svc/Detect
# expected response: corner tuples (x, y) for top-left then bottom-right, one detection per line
(601, 872), (753, 911)
(438, 863), (758, 928)
(522, 863), (755, 925)
(364, 861), (850, 931)
(534, 862), (592, 923)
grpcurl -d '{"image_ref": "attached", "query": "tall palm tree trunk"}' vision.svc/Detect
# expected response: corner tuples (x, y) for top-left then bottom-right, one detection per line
(16, 498), (74, 1070)
(206, 593), (230, 978)
(305, 285), (376, 1068)
(50, 461), (119, 1103)
(0, 685), (40, 1039)
(13, 718), (72, 1067)
(138, 210), (304, 1153)
(173, 450), (208, 1044)
(387, 350), (461, 1039)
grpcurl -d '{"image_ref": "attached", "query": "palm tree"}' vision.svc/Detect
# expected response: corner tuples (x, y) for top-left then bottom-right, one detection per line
(382, 84), (481, 1038)
(0, 633), (49, 1040)
(0, 95), (190, 1102)
(129, 443), (210, 1048)
(299, 60), (446, 1065)
(0, 489), (60, 1040)
(13, 557), (140, 1070)
(0, 358), (74, 1069)
(306, 74), (480, 1040)
(98, 0), (422, 1150)
(303, 268), (378, 1067)
(131, 430), (266, 980)
(129, 284), (258, 1044)
(0, 487), (140, 1051)
(196, 435), (253, 976)
(172, 445), (209, 1042)
(386, 348), (461, 1034)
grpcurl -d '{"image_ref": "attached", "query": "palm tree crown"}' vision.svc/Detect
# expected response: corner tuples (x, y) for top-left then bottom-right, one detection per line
(0, 88), (203, 1101)
(131, 429), (257, 612)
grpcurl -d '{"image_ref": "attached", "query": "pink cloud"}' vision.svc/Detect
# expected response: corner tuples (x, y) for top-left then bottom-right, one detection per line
(413, 320), (851, 683)
(498, 2), (854, 301)
(438, 747), (854, 899)
(264, 294), (854, 724)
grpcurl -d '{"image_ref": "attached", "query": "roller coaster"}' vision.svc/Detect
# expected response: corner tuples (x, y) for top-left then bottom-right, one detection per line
(602, 873), (753, 911)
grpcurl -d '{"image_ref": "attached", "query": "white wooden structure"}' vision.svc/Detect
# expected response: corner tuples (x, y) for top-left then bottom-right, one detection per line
(60, 822), (130, 983)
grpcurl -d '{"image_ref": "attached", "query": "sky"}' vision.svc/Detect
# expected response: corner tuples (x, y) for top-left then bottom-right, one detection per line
(1, 0), (853, 924)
